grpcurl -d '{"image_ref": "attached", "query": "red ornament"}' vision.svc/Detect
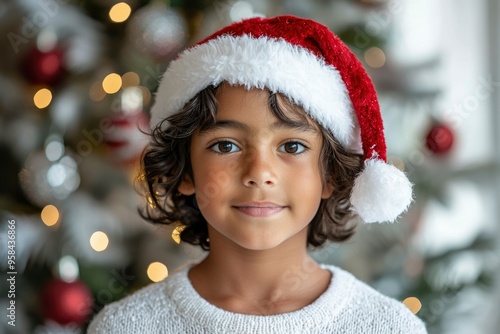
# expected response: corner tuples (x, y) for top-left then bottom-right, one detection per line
(21, 46), (65, 86)
(425, 122), (454, 155)
(40, 279), (93, 325)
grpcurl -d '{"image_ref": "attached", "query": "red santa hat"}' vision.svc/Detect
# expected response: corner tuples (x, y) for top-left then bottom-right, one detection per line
(150, 15), (413, 223)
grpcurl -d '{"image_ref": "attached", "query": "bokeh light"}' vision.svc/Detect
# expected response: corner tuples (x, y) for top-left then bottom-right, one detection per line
(147, 262), (169, 282)
(121, 86), (143, 112)
(90, 231), (109, 252)
(121, 71), (140, 89)
(364, 47), (386, 68)
(102, 73), (122, 94)
(45, 139), (64, 162)
(58, 255), (79, 282)
(230, 1), (254, 22)
(89, 81), (107, 101)
(34, 88), (53, 109)
(41, 204), (59, 226)
(403, 296), (422, 314)
(109, 2), (132, 23)
(139, 86), (152, 106)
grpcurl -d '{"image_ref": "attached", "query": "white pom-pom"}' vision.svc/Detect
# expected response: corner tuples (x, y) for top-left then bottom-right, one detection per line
(351, 159), (413, 223)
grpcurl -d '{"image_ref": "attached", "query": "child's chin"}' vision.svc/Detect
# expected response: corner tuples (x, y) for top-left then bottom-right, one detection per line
(233, 238), (288, 252)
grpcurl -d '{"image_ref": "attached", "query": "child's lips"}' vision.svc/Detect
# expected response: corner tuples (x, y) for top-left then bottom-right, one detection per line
(233, 202), (286, 217)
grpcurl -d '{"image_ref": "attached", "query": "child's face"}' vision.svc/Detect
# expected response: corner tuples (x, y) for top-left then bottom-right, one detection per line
(179, 84), (333, 251)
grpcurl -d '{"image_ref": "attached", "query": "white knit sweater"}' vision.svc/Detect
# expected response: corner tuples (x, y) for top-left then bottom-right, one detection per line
(87, 264), (427, 333)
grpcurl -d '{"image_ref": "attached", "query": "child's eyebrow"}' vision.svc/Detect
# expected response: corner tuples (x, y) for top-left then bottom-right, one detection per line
(272, 119), (319, 133)
(199, 120), (248, 133)
(199, 119), (319, 134)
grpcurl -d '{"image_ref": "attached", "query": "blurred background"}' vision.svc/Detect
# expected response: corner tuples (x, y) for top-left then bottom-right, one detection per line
(0, 0), (499, 333)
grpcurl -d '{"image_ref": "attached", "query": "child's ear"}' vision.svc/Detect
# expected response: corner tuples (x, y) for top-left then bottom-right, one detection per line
(321, 183), (334, 199)
(178, 175), (195, 196)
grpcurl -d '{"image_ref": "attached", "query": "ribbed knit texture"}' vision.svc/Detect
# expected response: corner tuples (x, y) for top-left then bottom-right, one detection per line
(87, 264), (427, 333)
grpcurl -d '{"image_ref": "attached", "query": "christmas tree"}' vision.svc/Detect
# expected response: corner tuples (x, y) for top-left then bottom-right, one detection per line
(1, 1), (497, 333)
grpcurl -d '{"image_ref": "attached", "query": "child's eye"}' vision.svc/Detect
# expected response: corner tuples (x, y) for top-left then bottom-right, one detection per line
(209, 141), (240, 154)
(278, 141), (307, 154)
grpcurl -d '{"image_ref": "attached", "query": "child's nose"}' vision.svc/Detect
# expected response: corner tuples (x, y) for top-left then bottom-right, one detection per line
(241, 148), (278, 188)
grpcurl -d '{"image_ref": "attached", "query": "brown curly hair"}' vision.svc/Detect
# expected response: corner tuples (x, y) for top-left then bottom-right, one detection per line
(140, 84), (363, 250)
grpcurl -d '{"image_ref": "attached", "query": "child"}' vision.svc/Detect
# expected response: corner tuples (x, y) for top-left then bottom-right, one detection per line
(88, 15), (425, 333)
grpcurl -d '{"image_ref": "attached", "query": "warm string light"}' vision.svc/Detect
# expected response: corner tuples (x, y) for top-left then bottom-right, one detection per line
(41, 204), (59, 226)
(90, 71), (152, 104)
(109, 2), (132, 23)
(102, 73), (122, 94)
(90, 231), (109, 252)
(139, 86), (151, 105)
(121, 72), (140, 88)
(147, 262), (168, 282)
(34, 88), (52, 109)
(364, 47), (386, 68)
(89, 81), (106, 101)
(403, 297), (422, 314)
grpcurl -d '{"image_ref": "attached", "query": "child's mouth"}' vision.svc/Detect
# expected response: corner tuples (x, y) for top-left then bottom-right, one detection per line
(233, 202), (286, 217)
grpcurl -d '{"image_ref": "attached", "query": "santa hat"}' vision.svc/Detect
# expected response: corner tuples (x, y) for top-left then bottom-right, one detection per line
(150, 15), (413, 223)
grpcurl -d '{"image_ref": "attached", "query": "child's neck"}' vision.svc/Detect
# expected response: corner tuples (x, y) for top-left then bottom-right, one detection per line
(188, 229), (332, 315)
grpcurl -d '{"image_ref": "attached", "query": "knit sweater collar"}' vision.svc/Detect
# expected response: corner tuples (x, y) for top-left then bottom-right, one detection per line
(165, 264), (354, 332)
